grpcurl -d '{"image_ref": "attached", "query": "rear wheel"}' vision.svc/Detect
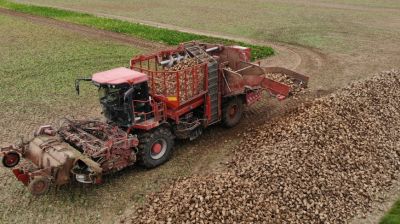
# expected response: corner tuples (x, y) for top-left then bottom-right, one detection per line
(138, 127), (174, 168)
(222, 97), (244, 128)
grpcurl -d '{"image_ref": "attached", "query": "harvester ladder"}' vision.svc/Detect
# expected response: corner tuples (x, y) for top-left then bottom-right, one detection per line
(184, 43), (220, 124)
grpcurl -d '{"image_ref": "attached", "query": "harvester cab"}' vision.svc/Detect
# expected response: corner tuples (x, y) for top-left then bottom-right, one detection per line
(76, 67), (154, 127)
(91, 67), (152, 127)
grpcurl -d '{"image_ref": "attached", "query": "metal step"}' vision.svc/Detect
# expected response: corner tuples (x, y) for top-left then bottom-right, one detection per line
(210, 97), (218, 101)
(209, 79), (218, 83)
(209, 88), (218, 93)
(209, 90), (218, 95)
(209, 83), (218, 89)
(183, 43), (219, 123)
(209, 96), (218, 100)
(185, 45), (216, 64)
(211, 98), (218, 103)
(208, 71), (218, 75)
(209, 81), (218, 86)
(210, 101), (218, 106)
(209, 74), (218, 78)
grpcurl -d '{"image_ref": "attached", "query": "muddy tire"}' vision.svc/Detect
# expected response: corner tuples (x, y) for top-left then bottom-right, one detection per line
(138, 127), (174, 169)
(222, 97), (244, 128)
(2, 151), (20, 168)
(28, 176), (50, 196)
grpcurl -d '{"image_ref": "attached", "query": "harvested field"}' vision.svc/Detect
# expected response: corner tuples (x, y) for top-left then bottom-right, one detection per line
(17, 0), (400, 91)
(120, 70), (400, 223)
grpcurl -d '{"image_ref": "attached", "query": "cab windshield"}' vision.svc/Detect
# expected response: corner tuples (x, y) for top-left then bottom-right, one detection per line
(98, 84), (131, 126)
(98, 86), (125, 105)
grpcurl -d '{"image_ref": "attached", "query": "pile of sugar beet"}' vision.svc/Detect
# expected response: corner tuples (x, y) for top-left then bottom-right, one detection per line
(120, 70), (400, 223)
(151, 58), (205, 102)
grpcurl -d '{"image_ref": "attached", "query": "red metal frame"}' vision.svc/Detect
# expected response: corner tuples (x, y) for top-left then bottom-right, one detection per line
(131, 99), (167, 130)
(59, 120), (139, 174)
(166, 97), (205, 121)
(130, 49), (209, 126)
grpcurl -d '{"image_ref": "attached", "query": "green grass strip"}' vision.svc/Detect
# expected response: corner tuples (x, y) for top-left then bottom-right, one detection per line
(381, 200), (400, 224)
(0, 0), (274, 60)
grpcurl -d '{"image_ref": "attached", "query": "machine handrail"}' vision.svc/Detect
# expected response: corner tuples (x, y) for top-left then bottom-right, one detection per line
(131, 57), (208, 107)
(131, 63), (207, 73)
(132, 99), (166, 122)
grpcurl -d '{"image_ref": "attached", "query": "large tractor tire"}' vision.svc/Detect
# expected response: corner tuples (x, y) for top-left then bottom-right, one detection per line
(138, 127), (174, 169)
(222, 97), (244, 128)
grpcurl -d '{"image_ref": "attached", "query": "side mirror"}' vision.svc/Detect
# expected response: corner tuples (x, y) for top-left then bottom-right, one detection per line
(75, 78), (92, 95)
(75, 80), (80, 95)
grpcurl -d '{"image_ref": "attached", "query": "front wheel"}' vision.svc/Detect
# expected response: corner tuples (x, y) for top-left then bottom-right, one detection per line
(222, 97), (244, 128)
(28, 176), (50, 196)
(138, 127), (174, 168)
(2, 151), (20, 168)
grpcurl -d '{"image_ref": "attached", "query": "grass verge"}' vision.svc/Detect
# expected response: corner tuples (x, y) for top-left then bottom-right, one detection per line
(381, 200), (400, 224)
(0, 0), (274, 60)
